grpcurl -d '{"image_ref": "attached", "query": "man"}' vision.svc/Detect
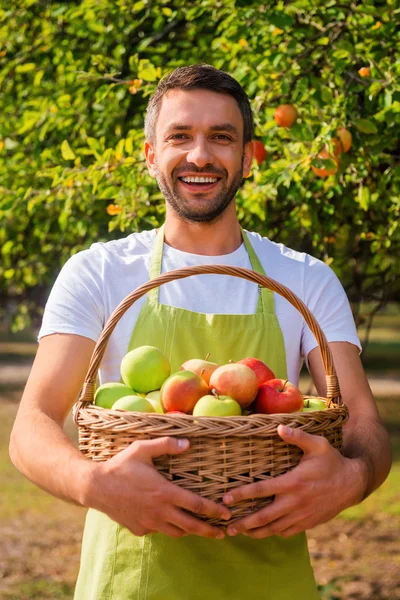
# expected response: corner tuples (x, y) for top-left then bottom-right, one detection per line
(10, 64), (391, 599)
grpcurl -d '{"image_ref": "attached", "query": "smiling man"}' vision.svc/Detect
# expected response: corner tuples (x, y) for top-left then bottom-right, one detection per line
(10, 64), (391, 599)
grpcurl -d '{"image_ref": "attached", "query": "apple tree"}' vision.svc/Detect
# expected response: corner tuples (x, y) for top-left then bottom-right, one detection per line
(0, 0), (399, 332)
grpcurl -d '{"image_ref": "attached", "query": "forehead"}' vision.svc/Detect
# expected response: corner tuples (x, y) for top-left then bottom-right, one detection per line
(156, 89), (244, 136)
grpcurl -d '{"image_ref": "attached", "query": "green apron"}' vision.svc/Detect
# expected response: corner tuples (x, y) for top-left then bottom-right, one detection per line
(74, 226), (319, 600)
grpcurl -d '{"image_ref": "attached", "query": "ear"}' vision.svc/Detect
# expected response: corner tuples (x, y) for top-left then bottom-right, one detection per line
(144, 140), (157, 177)
(242, 140), (254, 178)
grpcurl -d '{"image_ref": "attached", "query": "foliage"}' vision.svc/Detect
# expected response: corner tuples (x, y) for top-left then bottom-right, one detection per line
(1, 0), (399, 330)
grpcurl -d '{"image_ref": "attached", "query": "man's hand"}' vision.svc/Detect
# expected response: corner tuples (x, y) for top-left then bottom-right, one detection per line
(86, 436), (232, 540)
(222, 424), (367, 539)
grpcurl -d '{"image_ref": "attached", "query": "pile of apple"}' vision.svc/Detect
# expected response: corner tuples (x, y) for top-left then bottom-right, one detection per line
(94, 345), (328, 416)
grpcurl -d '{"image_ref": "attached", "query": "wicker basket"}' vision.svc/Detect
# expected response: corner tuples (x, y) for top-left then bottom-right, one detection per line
(73, 265), (349, 526)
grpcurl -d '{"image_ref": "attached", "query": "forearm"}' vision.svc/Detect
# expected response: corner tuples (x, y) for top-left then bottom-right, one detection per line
(9, 408), (95, 507)
(343, 415), (392, 501)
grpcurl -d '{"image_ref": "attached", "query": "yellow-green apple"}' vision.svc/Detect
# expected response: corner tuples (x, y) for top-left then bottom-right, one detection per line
(236, 357), (275, 387)
(161, 370), (209, 414)
(252, 140), (267, 165)
(336, 127), (352, 153)
(145, 390), (164, 414)
(274, 104), (298, 128)
(209, 363), (258, 408)
(302, 398), (327, 412)
(193, 392), (242, 417)
(94, 382), (136, 408)
(255, 379), (304, 414)
(180, 358), (219, 384)
(120, 345), (170, 393)
(112, 395), (155, 413)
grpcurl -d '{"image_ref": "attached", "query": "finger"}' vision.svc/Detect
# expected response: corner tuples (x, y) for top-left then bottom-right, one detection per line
(223, 474), (293, 506)
(226, 497), (294, 536)
(170, 484), (231, 522)
(242, 514), (297, 539)
(167, 507), (225, 539)
(155, 521), (189, 539)
(277, 424), (330, 455)
(132, 436), (190, 460)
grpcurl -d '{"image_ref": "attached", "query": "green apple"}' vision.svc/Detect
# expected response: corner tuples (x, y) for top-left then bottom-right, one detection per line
(120, 345), (170, 394)
(302, 398), (327, 412)
(145, 390), (164, 414)
(192, 394), (242, 417)
(94, 382), (136, 409)
(112, 395), (155, 413)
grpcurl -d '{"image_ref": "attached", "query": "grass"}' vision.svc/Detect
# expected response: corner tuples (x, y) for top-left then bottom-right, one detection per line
(4, 580), (75, 600)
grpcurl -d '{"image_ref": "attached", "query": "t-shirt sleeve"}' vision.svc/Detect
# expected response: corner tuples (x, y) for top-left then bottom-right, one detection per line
(301, 256), (361, 359)
(38, 248), (105, 343)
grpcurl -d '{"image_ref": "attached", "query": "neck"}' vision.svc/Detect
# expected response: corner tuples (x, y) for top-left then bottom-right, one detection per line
(162, 207), (242, 256)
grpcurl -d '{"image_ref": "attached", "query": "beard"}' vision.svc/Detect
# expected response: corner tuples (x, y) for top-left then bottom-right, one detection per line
(154, 158), (245, 223)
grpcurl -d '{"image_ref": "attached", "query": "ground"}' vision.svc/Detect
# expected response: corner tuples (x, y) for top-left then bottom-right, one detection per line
(1, 353), (399, 600)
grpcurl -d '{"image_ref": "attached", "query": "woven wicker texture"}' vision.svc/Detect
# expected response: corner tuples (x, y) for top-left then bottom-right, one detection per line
(74, 265), (349, 525)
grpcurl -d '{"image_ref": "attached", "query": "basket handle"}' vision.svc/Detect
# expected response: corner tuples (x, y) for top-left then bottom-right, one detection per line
(77, 265), (341, 405)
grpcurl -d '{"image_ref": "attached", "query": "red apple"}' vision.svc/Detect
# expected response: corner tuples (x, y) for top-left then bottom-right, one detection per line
(180, 358), (219, 385)
(166, 411), (187, 415)
(209, 363), (258, 408)
(252, 140), (267, 165)
(254, 379), (304, 414)
(161, 370), (209, 414)
(274, 104), (298, 128)
(236, 357), (275, 387)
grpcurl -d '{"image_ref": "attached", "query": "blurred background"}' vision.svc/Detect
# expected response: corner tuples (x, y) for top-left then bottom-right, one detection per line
(0, 1), (399, 598)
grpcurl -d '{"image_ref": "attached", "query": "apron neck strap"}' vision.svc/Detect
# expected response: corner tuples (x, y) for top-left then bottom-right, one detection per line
(147, 224), (275, 314)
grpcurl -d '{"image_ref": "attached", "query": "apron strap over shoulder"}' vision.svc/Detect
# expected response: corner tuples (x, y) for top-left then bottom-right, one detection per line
(147, 223), (275, 316)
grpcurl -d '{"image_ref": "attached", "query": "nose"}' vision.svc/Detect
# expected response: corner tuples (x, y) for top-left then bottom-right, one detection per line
(185, 135), (214, 168)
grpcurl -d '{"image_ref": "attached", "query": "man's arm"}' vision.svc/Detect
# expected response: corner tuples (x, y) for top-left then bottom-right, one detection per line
(308, 341), (392, 499)
(221, 342), (392, 538)
(10, 334), (231, 539)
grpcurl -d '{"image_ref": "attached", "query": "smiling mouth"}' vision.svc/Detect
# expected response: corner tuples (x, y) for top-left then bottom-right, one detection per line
(178, 176), (221, 191)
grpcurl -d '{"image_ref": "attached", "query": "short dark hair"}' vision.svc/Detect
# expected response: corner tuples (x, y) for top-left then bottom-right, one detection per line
(144, 64), (254, 145)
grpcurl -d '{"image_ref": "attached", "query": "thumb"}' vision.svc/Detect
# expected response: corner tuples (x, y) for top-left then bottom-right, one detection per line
(277, 424), (326, 455)
(133, 436), (190, 460)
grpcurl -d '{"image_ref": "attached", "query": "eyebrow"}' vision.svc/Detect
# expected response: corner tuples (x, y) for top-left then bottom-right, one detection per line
(164, 123), (240, 136)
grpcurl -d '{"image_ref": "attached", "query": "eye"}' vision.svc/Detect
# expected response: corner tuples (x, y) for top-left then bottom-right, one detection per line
(169, 133), (188, 140)
(213, 134), (233, 141)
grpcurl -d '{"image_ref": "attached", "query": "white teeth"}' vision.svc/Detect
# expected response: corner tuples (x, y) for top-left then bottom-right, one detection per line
(181, 176), (218, 183)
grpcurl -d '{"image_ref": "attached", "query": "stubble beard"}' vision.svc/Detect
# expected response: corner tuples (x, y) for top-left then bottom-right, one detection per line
(154, 158), (245, 223)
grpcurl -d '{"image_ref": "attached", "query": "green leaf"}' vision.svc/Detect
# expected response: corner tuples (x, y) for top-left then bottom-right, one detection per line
(354, 119), (378, 134)
(61, 140), (76, 160)
(15, 63), (36, 73)
(358, 185), (370, 210)
(138, 59), (158, 82)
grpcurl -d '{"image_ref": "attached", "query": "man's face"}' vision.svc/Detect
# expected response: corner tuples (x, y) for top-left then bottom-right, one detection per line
(145, 89), (253, 223)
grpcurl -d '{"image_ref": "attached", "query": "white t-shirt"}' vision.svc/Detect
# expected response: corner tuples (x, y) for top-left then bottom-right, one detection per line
(39, 229), (361, 386)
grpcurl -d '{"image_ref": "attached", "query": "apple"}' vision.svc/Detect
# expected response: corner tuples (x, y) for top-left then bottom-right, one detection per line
(161, 370), (210, 414)
(112, 395), (155, 413)
(166, 411), (187, 415)
(254, 379), (304, 414)
(209, 363), (258, 408)
(311, 141), (340, 178)
(336, 127), (352, 153)
(193, 392), (242, 417)
(252, 140), (267, 165)
(120, 345), (170, 393)
(302, 398), (327, 412)
(145, 390), (164, 414)
(236, 357), (275, 387)
(180, 357), (219, 385)
(94, 382), (136, 409)
(274, 104), (298, 128)
(358, 67), (370, 77)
